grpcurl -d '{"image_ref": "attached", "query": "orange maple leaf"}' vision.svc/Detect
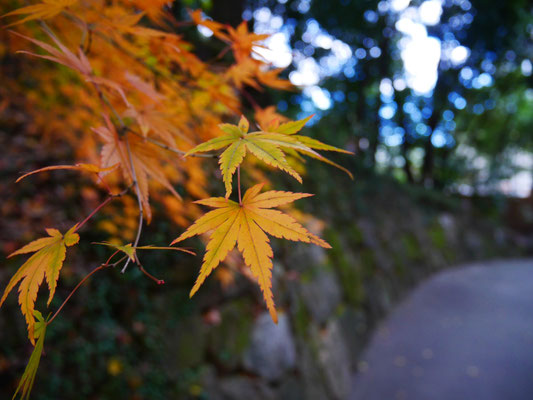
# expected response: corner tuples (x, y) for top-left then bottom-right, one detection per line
(93, 114), (181, 223)
(11, 29), (92, 76)
(257, 68), (293, 91)
(12, 29), (129, 105)
(225, 59), (262, 90)
(227, 21), (269, 63)
(1, 226), (79, 343)
(1, 0), (77, 27)
(254, 106), (288, 130)
(171, 183), (331, 323)
(190, 11), (269, 63)
(129, 0), (174, 26)
(189, 9), (229, 41)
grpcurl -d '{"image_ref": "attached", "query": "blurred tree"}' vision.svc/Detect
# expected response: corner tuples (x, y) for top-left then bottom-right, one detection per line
(238, 0), (533, 191)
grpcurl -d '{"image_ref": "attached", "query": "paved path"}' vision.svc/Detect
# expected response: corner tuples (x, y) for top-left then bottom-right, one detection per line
(350, 259), (533, 400)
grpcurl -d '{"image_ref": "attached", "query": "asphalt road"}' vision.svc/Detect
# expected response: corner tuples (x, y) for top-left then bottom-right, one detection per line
(350, 259), (533, 400)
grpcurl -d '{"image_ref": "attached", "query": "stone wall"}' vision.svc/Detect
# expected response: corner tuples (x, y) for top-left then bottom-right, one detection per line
(162, 183), (530, 400)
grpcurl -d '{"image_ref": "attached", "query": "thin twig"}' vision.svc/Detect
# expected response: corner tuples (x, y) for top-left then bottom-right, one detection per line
(47, 265), (105, 325)
(138, 263), (165, 285)
(84, 29), (93, 55)
(122, 135), (144, 273)
(125, 127), (217, 158)
(75, 186), (130, 232)
(96, 173), (113, 194)
(237, 165), (242, 204)
(206, 45), (231, 65)
(93, 82), (125, 127)
(47, 253), (127, 326)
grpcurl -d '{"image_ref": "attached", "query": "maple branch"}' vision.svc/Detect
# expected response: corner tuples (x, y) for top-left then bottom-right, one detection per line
(83, 29), (93, 55)
(96, 173), (113, 194)
(75, 186), (130, 232)
(122, 135), (144, 273)
(237, 165), (242, 204)
(94, 84), (126, 127)
(125, 127), (217, 158)
(47, 252), (127, 326)
(47, 265), (104, 325)
(207, 45), (232, 65)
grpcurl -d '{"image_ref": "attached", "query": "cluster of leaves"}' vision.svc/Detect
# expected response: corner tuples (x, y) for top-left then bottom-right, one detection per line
(0, 0), (352, 398)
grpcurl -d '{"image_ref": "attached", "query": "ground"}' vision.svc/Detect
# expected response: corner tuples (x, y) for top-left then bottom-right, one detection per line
(350, 258), (533, 400)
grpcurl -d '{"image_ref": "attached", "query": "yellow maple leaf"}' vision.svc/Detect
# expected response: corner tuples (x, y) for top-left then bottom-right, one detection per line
(186, 115), (353, 197)
(1, 226), (79, 343)
(171, 183), (331, 323)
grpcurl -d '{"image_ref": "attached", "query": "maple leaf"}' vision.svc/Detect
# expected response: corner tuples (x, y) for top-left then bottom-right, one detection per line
(11, 29), (92, 76)
(186, 116), (302, 197)
(88, 9), (169, 40)
(124, 72), (165, 103)
(190, 11), (269, 62)
(2, 0), (77, 27)
(186, 115), (353, 197)
(171, 183), (331, 323)
(227, 21), (269, 63)
(246, 115), (355, 178)
(189, 9), (229, 41)
(93, 114), (181, 223)
(254, 106), (288, 130)
(1, 226), (79, 343)
(12, 30), (129, 105)
(13, 311), (48, 400)
(225, 59), (262, 90)
(130, 0), (174, 26)
(256, 68), (293, 91)
(123, 106), (185, 147)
